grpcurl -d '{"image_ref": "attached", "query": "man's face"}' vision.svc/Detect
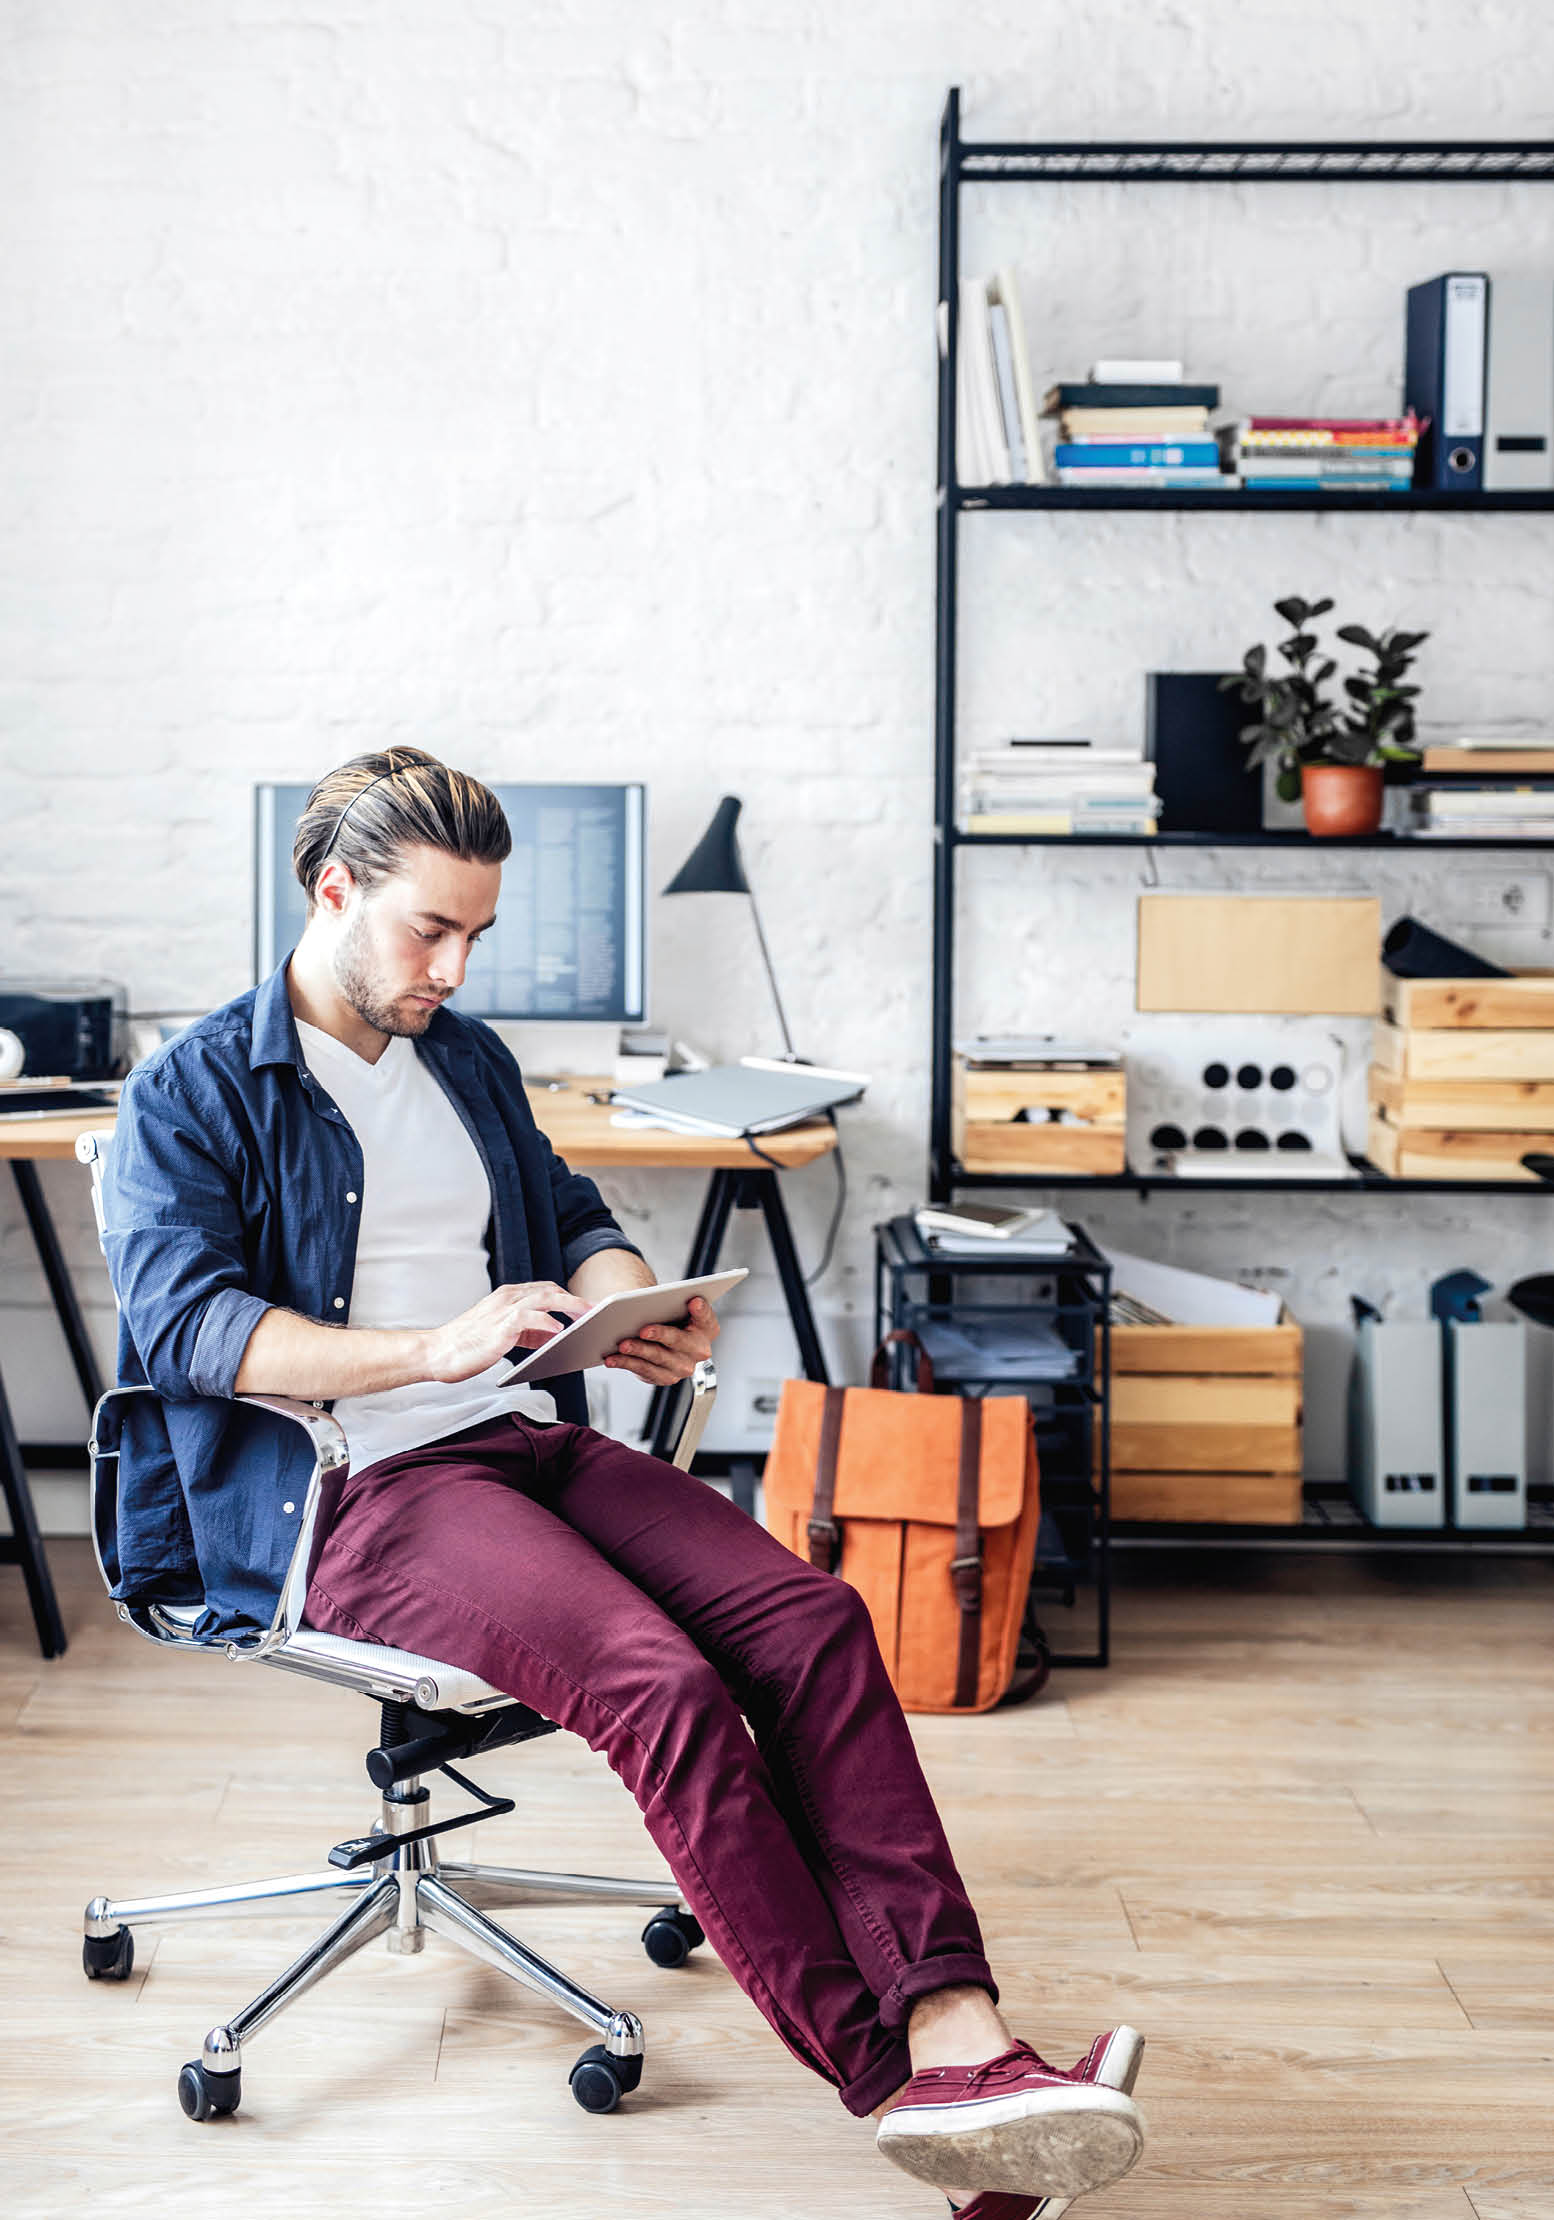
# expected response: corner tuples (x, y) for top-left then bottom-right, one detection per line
(328, 846), (502, 1038)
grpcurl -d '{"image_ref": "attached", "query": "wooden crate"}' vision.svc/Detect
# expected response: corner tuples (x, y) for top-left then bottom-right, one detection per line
(1106, 1313), (1304, 1522)
(1110, 1470), (1304, 1524)
(1369, 1067), (1554, 1133)
(1371, 1018), (1554, 1083)
(1367, 1108), (1546, 1182)
(953, 1057), (1126, 1176)
(1382, 967), (1554, 1030)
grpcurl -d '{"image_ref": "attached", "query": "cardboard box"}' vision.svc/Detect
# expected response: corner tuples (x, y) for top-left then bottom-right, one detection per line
(1136, 894), (1381, 1015)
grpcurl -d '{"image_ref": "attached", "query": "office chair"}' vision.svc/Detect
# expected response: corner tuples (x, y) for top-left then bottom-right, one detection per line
(75, 1129), (717, 2124)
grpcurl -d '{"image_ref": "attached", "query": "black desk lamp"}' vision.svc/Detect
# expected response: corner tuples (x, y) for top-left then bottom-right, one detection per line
(662, 795), (798, 1060)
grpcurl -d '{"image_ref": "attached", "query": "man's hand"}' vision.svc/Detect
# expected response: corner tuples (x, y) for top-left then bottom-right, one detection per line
(604, 1294), (721, 1388)
(425, 1281), (589, 1385)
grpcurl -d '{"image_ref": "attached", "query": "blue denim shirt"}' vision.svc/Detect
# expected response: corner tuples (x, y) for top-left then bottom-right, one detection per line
(102, 959), (640, 1640)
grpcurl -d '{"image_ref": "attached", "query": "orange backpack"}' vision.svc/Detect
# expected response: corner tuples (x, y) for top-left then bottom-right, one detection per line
(762, 1338), (1042, 1714)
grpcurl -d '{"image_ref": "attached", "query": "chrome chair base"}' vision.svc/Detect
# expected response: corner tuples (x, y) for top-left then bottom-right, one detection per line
(84, 1773), (696, 2121)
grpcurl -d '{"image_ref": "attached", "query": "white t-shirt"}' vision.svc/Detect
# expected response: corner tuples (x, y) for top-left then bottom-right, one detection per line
(295, 1021), (557, 1475)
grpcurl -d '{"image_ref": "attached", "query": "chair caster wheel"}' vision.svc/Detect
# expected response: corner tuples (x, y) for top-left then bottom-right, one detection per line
(178, 2061), (241, 2122)
(83, 1927), (134, 1982)
(569, 2044), (642, 2113)
(641, 1909), (705, 1968)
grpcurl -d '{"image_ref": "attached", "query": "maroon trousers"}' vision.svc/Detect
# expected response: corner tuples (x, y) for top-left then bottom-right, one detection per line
(304, 1412), (996, 2114)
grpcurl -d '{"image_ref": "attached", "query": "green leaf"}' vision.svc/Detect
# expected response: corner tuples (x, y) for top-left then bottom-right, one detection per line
(1334, 623), (1380, 651)
(1276, 764), (1302, 801)
(1272, 596), (1311, 627)
(1307, 597), (1335, 618)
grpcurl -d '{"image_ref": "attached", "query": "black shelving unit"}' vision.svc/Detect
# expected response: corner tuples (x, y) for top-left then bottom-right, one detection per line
(926, 93), (1554, 1576)
(930, 87), (1554, 1203)
(874, 1217), (1112, 1668)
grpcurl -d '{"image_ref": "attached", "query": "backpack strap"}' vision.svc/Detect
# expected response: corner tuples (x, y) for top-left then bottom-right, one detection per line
(807, 1386), (848, 1571)
(950, 1396), (984, 1708)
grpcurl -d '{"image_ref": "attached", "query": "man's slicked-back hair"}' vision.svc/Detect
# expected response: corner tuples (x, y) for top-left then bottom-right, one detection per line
(292, 747), (512, 908)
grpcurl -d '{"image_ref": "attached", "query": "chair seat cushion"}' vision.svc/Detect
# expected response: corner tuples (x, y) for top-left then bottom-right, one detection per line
(276, 1626), (516, 1714)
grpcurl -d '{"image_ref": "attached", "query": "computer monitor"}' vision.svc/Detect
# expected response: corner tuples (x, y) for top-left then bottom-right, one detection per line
(254, 781), (647, 1024)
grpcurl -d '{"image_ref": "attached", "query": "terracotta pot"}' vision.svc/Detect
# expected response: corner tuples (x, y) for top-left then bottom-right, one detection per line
(1302, 763), (1384, 838)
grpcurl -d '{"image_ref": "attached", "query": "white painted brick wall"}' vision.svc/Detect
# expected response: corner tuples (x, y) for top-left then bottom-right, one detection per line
(5, 1), (1554, 1500)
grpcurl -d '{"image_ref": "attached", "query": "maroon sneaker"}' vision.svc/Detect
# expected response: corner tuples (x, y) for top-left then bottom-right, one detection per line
(878, 2028), (1145, 2201)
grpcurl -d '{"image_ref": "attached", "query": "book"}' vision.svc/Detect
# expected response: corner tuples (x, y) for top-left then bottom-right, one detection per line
(988, 299), (1026, 482)
(962, 810), (1160, 834)
(1088, 358), (1184, 384)
(1054, 441), (1220, 469)
(1238, 412), (1421, 437)
(1044, 382), (1220, 412)
(1237, 457), (1414, 479)
(915, 1202), (1052, 1242)
(1055, 467), (1230, 487)
(1059, 406), (1210, 437)
(991, 269), (1044, 485)
(958, 276), (1009, 484)
(1420, 748), (1554, 774)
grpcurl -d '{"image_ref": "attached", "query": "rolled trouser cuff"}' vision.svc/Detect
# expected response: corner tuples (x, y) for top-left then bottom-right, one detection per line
(840, 2038), (914, 2118)
(878, 1953), (1000, 2036)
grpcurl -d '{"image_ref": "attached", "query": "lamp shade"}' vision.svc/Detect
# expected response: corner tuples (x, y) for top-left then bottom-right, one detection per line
(663, 796), (750, 897)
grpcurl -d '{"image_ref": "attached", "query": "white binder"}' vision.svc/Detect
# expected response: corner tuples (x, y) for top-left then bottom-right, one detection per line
(1485, 274), (1554, 493)
(1348, 1320), (1444, 1529)
(1445, 1320), (1527, 1529)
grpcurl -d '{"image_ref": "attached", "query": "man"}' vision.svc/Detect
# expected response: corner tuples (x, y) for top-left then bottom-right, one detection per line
(106, 747), (1146, 2213)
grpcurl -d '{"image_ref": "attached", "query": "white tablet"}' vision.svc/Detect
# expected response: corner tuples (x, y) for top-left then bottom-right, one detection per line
(505, 1269), (749, 1384)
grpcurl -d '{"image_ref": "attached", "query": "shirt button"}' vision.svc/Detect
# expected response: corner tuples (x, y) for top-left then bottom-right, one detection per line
(282, 1501), (296, 1515)
(346, 1191), (358, 1204)
(332, 1297), (345, 1311)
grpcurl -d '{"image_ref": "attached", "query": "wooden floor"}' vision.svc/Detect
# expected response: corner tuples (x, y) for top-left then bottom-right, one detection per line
(3, 1541), (1551, 2219)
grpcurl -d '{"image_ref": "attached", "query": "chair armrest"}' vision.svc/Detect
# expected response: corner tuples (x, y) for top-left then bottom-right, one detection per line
(233, 1395), (349, 1661)
(670, 1360), (718, 1472)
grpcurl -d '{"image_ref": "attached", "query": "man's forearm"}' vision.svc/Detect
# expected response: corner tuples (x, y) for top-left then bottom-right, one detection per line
(233, 1307), (434, 1400)
(568, 1246), (656, 1303)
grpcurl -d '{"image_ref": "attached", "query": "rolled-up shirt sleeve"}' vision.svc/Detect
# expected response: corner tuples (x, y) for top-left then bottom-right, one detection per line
(550, 1137), (645, 1282)
(104, 1066), (272, 1402)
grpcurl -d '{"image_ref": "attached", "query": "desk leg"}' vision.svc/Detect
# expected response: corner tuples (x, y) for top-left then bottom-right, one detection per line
(645, 1168), (831, 1464)
(0, 1361), (68, 1658)
(12, 1161), (105, 1413)
(644, 1171), (740, 1462)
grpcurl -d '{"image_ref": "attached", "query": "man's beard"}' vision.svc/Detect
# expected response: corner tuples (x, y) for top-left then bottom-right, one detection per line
(333, 908), (443, 1038)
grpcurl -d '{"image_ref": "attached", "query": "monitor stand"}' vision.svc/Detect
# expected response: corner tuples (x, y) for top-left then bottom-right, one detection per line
(483, 1019), (622, 1081)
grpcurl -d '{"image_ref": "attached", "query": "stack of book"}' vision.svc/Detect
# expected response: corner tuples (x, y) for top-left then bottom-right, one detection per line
(960, 739), (1160, 837)
(1042, 364), (1229, 489)
(1222, 412), (1421, 490)
(1402, 727), (1554, 839)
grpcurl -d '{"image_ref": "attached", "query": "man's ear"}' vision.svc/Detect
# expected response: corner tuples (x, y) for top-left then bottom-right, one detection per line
(313, 860), (357, 921)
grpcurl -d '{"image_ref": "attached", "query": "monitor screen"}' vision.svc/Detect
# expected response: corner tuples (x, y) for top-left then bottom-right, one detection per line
(255, 781), (647, 1023)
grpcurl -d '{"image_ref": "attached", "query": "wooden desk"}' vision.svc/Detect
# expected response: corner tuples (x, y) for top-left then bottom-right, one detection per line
(527, 1080), (837, 1455)
(0, 1106), (112, 1658)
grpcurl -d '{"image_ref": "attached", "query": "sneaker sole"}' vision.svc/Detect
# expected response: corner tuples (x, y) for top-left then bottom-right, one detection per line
(879, 2081), (1145, 2200)
(1038, 2029), (1146, 2218)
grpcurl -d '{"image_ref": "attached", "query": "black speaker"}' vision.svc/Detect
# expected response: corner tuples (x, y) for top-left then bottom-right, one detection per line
(1145, 672), (1262, 835)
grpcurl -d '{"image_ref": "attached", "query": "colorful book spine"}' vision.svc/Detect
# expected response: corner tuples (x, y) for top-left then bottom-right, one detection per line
(1055, 441), (1220, 468)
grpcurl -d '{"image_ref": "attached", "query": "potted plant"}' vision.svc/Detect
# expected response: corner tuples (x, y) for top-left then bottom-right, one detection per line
(1221, 597), (1429, 836)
